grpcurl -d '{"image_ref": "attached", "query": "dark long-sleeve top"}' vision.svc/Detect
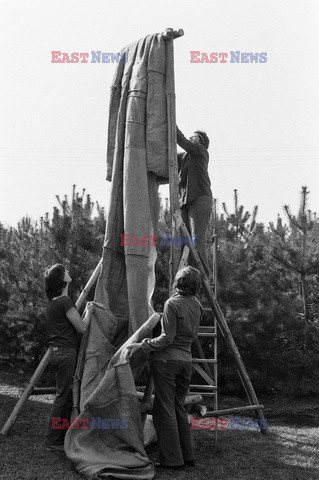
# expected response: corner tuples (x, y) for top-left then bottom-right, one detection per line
(177, 127), (212, 207)
(141, 292), (202, 361)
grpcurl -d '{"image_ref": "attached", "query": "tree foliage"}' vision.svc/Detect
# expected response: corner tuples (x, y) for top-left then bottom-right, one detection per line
(1, 186), (319, 397)
(269, 187), (319, 322)
(0, 186), (105, 366)
(213, 188), (319, 396)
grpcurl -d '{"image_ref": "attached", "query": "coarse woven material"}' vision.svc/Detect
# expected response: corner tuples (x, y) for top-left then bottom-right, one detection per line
(106, 32), (169, 183)
(65, 33), (171, 480)
(64, 313), (161, 480)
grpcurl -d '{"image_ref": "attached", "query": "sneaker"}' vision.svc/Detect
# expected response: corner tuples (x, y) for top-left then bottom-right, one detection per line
(45, 443), (65, 453)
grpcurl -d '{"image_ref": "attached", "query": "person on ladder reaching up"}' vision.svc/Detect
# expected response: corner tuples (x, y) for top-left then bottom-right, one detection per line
(177, 126), (213, 270)
(43, 263), (95, 452)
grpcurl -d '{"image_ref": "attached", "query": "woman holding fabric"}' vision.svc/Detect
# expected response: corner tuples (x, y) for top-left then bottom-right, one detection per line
(127, 266), (202, 469)
(44, 263), (94, 452)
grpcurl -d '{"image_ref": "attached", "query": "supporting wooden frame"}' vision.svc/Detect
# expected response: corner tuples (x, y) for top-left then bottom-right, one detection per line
(163, 27), (184, 291)
(163, 28), (267, 433)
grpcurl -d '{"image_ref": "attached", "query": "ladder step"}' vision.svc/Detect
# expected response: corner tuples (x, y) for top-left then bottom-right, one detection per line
(197, 333), (217, 337)
(190, 392), (217, 396)
(197, 326), (217, 337)
(198, 326), (216, 332)
(192, 358), (217, 364)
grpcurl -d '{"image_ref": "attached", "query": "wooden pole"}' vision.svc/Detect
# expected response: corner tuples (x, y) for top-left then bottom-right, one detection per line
(0, 347), (53, 435)
(212, 227), (218, 443)
(175, 211), (268, 433)
(72, 259), (103, 417)
(71, 329), (90, 419)
(163, 28), (184, 291)
(206, 404), (264, 417)
(75, 258), (102, 310)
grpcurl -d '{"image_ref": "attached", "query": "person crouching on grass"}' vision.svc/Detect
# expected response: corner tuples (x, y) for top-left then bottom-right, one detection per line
(44, 263), (95, 452)
(127, 266), (202, 470)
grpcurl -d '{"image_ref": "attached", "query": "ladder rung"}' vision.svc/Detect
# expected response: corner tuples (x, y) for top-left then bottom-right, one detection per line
(198, 326), (216, 332)
(192, 358), (217, 364)
(190, 392), (217, 396)
(197, 333), (217, 337)
(197, 326), (217, 337)
(203, 308), (213, 313)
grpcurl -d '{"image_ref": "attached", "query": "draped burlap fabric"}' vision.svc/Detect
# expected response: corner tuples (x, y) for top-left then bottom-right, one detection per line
(64, 314), (161, 480)
(65, 33), (170, 479)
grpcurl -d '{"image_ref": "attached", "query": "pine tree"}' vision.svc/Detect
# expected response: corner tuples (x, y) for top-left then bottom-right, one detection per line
(221, 189), (258, 244)
(270, 186), (319, 323)
(0, 186), (106, 366)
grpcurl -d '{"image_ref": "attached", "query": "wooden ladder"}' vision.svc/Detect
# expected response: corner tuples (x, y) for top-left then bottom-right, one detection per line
(165, 28), (266, 432)
(172, 215), (266, 432)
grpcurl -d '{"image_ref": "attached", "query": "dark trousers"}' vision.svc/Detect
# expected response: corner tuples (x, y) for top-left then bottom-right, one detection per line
(181, 194), (213, 269)
(152, 359), (194, 466)
(46, 346), (78, 445)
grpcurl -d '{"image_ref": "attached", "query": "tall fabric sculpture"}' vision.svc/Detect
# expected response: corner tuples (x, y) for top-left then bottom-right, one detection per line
(65, 33), (170, 480)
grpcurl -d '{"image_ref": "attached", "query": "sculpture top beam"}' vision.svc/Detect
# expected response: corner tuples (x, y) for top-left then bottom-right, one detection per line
(162, 28), (184, 41)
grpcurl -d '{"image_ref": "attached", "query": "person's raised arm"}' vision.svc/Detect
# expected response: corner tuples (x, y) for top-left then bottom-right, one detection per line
(177, 126), (201, 155)
(66, 302), (95, 334)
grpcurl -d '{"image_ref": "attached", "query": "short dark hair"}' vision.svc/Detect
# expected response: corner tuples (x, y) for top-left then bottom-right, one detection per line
(174, 266), (201, 296)
(44, 263), (66, 300)
(194, 130), (209, 149)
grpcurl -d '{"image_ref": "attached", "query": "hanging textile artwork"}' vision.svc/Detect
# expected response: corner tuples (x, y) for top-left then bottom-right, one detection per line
(65, 32), (170, 480)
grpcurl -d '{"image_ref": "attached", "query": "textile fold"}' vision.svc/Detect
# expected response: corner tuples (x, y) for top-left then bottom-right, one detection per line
(65, 32), (170, 480)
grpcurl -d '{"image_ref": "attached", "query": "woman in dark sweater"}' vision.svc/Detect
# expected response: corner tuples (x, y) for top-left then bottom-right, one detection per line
(44, 263), (94, 452)
(127, 266), (202, 469)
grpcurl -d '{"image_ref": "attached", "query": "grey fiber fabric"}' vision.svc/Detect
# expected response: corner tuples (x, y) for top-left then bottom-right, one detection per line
(64, 33), (170, 479)
(64, 313), (161, 480)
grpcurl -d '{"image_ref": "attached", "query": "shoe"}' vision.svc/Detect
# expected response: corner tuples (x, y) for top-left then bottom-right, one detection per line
(45, 443), (64, 453)
(154, 462), (184, 470)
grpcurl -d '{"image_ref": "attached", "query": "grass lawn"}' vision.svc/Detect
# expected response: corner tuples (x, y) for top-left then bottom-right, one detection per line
(0, 366), (319, 480)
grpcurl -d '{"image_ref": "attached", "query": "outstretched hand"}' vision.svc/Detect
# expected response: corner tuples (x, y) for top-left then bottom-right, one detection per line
(126, 343), (143, 357)
(85, 301), (95, 316)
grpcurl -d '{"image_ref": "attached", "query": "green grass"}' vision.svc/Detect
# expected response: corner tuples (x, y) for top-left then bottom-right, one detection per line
(1, 367), (319, 479)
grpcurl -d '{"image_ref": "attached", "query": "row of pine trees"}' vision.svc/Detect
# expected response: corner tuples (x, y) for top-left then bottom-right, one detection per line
(0, 185), (318, 396)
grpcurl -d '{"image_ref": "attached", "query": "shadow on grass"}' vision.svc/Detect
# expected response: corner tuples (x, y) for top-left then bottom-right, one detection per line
(269, 413), (319, 428)
(189, 427), (319, 480)
(1, 391), (319, 480)
(0, 393), (79, 480)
